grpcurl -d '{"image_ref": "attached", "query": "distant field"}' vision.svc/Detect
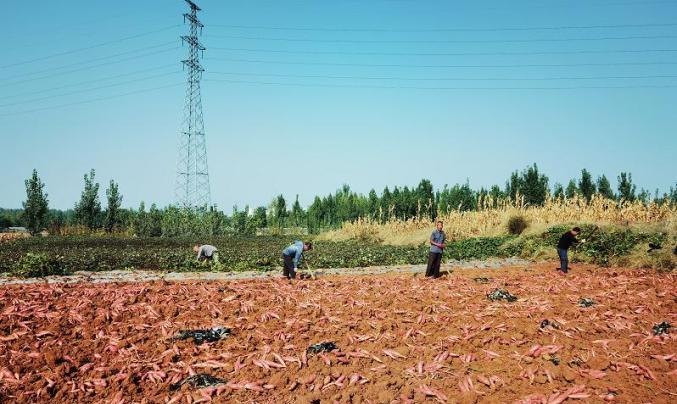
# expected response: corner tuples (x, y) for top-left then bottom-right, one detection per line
(1, 220), (674, 277)
(0, 236), (428, 275)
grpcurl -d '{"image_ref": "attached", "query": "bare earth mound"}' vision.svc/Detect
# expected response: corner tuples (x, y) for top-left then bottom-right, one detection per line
(0, 263), (675, 403)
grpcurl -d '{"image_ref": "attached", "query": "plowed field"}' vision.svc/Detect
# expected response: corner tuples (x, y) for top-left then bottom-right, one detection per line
(0, 263), (675, 403)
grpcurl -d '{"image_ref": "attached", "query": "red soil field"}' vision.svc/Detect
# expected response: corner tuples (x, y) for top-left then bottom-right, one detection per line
(0, 263), (675, 403)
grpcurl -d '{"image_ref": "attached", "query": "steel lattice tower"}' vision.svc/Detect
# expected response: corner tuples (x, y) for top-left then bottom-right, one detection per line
(176, 0), (210, 207)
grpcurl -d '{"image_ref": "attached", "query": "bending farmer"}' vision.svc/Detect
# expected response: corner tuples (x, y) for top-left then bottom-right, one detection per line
(556, 227), (585, 274)
(282, 240), (312, 279)
(425, 221), (446, 278)
(194, 244), (219, 263)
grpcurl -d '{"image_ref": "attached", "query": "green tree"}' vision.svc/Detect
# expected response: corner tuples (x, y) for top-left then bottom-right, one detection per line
(290, 195), (305, 226)
(415, 179), (435, 219)
(205, 205), (227, 236)
(48, 210), (66, 234)
(367, 189), (379, 219)
(0, 215), (13, 229)
(552, 183), (564, 199)
(380, 186), (392, 221)
(134, 202), (148, 236)
(505, 171), (521, 202)
(507, 164), (549, 206)
(596, 175), (615, 200)
(578, 169), (596, 202)
(521, 164), (549, 206)
(103, 180), (122, 233)
(134, 202), (163, 237)
(0, 209), (21, 229)
(401, 186), (413, 218)
(391, 187), (402, 219)
(269, 195), (288, 228)
(565, 179), (578, 198)
(324, 194), (336, 226)
(335, 184), (360, 222)
(251, 206), (268, 230)
(74, 169), (101, 229)
(438, 182), (476, 212)
(147, 204), (163, 236)
(667, 184), (677, 204)
(22, 169), (49, 234)
(637, 188), (650, 204)
(617, 172), (636, 202)
(231, 205), (248, 234)
(306, 197), (322, 232)
(488, 185), (504, 208)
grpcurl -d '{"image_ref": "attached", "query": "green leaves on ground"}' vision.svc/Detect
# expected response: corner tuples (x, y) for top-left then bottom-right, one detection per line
(1, 224), (669, 277)
(1, 236), (429, 276)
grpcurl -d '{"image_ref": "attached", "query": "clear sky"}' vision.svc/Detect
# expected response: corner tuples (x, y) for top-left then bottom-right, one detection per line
(1, 0), (676, 210)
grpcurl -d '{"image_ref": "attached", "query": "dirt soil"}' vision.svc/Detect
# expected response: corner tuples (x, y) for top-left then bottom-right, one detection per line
(0, 262), (675, 403)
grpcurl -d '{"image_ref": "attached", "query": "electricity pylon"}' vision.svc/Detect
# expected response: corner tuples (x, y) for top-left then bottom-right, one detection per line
(175, 0), (210, 207)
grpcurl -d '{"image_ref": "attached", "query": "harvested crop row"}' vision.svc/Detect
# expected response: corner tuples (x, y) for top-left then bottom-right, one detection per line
(0, 263), (675, 403)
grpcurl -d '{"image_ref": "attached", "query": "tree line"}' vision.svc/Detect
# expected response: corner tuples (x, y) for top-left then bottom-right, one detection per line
(3, 164), (675, 236)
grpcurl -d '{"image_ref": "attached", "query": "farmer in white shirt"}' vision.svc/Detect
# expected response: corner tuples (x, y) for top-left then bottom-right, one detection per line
(193, 244), (219, 263)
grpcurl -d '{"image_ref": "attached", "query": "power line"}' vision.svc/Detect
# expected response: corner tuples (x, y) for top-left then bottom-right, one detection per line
(0, 25), (181, 69)
(205, 33), (677, 44)
(6, 11), (171, 41)
(0, 42), (178, 82)
(211, 46), (677, 57)
(1, 64), (177, 100)
(0, 71), (182, 108)
(0, 83), (183, 117)
(5, 12), (180, 52)
(206, 71), (677, 82)
(204, 77), (677, 90)
(217, 0), (677, 9)
(206, 56), (677, 68)
(0, 46), (179, 88)
(208, 22), (677, 33)
(226, 0), (676, 8)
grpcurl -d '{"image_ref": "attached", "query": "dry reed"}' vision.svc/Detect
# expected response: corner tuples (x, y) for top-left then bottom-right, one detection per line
(318, 194), (676, 246)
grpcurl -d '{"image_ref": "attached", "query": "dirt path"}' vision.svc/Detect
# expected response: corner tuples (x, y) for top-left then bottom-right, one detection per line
(0, 257), (532, 285)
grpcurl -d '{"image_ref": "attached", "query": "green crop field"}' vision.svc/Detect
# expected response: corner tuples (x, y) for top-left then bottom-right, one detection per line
(1, 223), (671, 277)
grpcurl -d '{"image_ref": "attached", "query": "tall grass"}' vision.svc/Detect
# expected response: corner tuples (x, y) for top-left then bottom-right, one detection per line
(318, 194), (676, 246)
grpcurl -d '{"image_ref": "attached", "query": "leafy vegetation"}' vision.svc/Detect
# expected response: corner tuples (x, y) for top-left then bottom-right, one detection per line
(11, 252), (67, 278)
(0, 236), (428, 276)
(445, 236), (516, 260)
(1, 223), (671, 278)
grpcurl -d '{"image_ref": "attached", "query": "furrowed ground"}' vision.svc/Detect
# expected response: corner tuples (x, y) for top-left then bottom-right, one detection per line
(0, 263), (675, 403)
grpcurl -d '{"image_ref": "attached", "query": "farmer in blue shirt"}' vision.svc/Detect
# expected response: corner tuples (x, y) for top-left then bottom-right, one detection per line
(425, 221), (446, 278)
(282, 240), (313, 279)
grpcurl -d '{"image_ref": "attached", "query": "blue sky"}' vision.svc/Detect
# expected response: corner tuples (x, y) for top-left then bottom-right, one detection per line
(1, 0), (676, 210)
